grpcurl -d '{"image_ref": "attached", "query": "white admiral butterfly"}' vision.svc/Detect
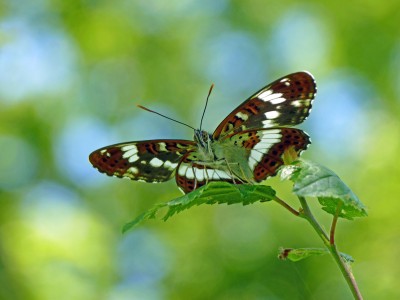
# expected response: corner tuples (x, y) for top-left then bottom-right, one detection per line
(89, 71), (316, 193)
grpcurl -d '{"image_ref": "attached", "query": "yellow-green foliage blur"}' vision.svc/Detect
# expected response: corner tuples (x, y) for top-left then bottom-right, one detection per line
(1, 1), (399, 299)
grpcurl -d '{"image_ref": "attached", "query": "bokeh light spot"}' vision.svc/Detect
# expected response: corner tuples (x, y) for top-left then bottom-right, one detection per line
(0, 135), (37, 190)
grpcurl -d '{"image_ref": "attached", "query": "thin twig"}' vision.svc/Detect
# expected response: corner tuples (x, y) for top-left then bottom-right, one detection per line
(273, 196), (300, 216)
(330, 202), (343, 245)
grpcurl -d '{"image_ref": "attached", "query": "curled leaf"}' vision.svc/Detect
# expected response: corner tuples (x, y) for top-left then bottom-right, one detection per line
(281, 160), (367, 219)
(278, 247), (354, 263)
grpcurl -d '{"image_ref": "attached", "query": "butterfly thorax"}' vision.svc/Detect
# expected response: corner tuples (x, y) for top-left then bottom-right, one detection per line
(194, 129), (216, 162)
(193, 129), (251, 181)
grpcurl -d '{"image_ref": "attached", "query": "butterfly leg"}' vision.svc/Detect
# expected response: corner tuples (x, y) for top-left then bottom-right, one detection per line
(189, 163), (199, 191)
(239, 161), (257, 184)
(226, 161), (253, 184)
(237, 163), (254, 184)
(188, 162), (210, 190)
(202, 165), (210, 185)
(215, 158), (248, 185)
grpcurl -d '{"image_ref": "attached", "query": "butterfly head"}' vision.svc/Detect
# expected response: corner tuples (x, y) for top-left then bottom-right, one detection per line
(194, 129), (214, 159)
(194, 129), (211, 146)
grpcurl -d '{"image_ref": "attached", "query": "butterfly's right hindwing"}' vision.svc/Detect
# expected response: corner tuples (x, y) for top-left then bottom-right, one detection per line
(175, 155), (236, 193)
(89, 140), (196, 182)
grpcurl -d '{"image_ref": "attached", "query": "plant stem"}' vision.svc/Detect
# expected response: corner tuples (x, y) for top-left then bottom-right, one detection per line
(297, 196), (363, 300)
(273, 196), (300, 216)
(329, 243), (363, 300)
(297, 196), (329, 242)
(330, 202), (343, 245)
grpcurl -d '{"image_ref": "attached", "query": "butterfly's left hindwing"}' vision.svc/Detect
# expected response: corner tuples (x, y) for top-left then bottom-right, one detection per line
(89, 140), (196, 182)
(227, 128), (310, 182)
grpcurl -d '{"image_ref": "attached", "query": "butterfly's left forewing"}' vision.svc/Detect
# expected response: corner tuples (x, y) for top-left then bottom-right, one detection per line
(213, 71), (316, 138)
(89, 140), (196, 182)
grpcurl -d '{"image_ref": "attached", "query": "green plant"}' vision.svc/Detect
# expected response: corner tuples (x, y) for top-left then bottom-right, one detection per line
(123, 158), (366, 299)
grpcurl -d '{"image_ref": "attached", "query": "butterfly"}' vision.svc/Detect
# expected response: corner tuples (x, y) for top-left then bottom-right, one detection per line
(89, 71), (317, 194)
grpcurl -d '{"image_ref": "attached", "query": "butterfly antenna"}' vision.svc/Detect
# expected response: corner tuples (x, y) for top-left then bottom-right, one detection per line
(199, 83), (214, 131)
(137, 105), (196, 130)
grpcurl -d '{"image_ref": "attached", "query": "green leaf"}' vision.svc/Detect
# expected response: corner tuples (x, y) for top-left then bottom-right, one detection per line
(122, 203), (165, 233)
(281, 160), (367, 219)
(278, 247), (354, 263)
(122, 182), (276, 233)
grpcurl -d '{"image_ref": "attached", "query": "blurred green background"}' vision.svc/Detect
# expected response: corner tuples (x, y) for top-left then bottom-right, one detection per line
(1, 0), (399, 299)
